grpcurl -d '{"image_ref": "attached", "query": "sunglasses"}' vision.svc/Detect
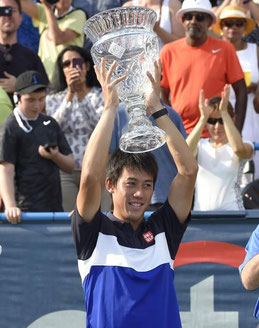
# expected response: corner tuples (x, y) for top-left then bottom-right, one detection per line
(221, 20), (246, 28)
(182, 13), (207, 22)
(207, 117), (224, 125)
(62, 57), (84, 69)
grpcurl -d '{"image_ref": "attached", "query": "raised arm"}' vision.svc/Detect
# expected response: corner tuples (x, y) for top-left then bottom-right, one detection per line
(40, 0), (79, 46)
(186, 89), (212, 156)
(220, 85), (253, 159)
(0, 162), (21, 224)
(20, 0), (38, 19)
(254, 83), (259, 113)
(76, 60), (126, 222)
(147, 61), (198, 223)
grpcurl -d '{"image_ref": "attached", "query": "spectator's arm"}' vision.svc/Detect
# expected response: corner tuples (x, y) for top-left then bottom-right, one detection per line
(220, 85), (253, 159)
(20, 0), (38, 19)
(212, 0), (231, 18)
(248, 1), (259, 25)
(241, 253), (259, 290)
(0, 162), (21, 224)
(186, 89), (212, 156)
(0, 72), (16, 93)
(254, 83), (259, 113)
(41, 0), (78, 46)
(232, 78), (247, 132)
(146, 61), (198, 224)
(38, 145), (75, 173)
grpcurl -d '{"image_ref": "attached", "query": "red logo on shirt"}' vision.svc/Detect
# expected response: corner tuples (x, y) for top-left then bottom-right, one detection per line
(142, 231), (154, 243)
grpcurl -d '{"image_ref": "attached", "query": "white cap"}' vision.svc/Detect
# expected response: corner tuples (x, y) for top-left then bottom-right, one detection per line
(176, 0), (216, 23)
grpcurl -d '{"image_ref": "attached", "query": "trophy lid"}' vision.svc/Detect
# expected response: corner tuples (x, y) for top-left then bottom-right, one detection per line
(84, 6), (157, 43)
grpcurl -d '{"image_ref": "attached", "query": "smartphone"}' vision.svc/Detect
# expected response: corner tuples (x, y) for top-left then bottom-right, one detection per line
(44, 143), (57, 152)
(72, 58), (84, 69)
(0, 6), (12, 16)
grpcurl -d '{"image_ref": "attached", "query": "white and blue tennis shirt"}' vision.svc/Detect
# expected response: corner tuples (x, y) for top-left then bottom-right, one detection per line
(72, 200), (190, 328)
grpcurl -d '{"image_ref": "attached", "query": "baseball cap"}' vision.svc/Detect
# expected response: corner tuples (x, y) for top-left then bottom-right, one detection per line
(176, 0), (216, 23)
(15, 71), (48, 94)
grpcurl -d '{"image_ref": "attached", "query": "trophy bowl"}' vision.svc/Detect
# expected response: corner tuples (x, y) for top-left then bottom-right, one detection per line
(84, 6), (166, 153)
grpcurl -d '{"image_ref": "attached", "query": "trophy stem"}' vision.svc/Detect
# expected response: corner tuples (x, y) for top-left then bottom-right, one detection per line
(119, 103), (167, 153)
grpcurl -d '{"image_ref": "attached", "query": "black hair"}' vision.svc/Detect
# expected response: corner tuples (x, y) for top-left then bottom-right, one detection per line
(208, 96), (235, 117)
(13, 0), (22, 13)
(50, 45), (100, 92)
(106, 148), (158, 187)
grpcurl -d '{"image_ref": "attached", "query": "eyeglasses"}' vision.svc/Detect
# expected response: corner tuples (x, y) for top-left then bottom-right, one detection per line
(221, 20), (246, 28)
(207, 117), (224, 125)
(182, 13), (207, 22)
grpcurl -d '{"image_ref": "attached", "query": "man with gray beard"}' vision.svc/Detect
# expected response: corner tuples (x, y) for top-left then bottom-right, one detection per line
(160, 0), (247, 137)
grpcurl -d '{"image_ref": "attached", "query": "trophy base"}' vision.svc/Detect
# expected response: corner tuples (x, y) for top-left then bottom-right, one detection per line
(119, 126), (166, 153)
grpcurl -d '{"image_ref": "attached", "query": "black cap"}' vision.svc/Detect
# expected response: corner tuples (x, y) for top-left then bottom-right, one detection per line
(15, 71), (47, 94)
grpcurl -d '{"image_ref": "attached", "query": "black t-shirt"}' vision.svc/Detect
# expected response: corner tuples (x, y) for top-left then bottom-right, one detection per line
(0, 113), (72, 212)
(0, 43), (49, 103)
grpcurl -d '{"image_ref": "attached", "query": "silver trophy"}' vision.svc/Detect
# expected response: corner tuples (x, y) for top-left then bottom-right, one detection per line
(84, 6), (166, 153)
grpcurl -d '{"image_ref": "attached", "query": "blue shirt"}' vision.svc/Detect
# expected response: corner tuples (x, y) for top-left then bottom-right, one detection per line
(239, 225), (259, 320)
(72, 201), (190, 328)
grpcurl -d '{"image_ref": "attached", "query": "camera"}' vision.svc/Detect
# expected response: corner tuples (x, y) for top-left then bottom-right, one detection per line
(43, 143), (57, 152)
(45, 0), (60, 4)
(72, 57), (84, 69)
(0, 6), (12, 16)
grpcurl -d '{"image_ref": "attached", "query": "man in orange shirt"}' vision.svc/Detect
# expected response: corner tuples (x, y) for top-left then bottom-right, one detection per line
(160, 0), (247, 136)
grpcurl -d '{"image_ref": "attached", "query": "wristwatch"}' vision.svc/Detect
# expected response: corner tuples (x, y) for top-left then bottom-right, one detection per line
(152, 107), (168, 120)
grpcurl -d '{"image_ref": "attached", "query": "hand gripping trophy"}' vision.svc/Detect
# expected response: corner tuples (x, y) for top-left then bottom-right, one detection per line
(84, 6), (166, 153)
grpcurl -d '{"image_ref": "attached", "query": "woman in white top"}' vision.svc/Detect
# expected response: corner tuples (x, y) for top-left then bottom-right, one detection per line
(187, 84), (254, 210)
(212, 5), (259, 179)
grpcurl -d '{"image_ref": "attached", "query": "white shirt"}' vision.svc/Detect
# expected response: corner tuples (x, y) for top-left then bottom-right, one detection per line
(193, 139), (251, 211)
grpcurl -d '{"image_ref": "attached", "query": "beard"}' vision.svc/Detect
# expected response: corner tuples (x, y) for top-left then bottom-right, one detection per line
(186, 24), (202, 39)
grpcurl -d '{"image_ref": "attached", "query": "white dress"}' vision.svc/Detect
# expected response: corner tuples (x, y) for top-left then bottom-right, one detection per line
(229, 43), (259, 178)
(193, 139), (251, 211)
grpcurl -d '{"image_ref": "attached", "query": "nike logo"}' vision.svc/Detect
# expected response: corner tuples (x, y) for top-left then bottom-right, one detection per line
(212, 49), (221, 54)
(43, 120), (51, 126)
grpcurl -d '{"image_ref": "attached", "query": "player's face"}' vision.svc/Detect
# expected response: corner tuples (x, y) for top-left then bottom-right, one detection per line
(18, 90), (46, 119)
(107, 167), (154, 229)
(0, 0), (22, 34)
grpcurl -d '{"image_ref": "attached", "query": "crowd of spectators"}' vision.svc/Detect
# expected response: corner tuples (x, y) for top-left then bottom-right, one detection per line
(0, 0), (258, 218)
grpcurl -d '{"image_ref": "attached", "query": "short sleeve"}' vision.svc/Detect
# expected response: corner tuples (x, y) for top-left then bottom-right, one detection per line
(239, 225), (259, 272)
(71, 207), (103, 260)
(0, 117), (18, 164)
(32, 4), (47, 32)
(60, 9), (86, 35)
(147, 200), (191, 259)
